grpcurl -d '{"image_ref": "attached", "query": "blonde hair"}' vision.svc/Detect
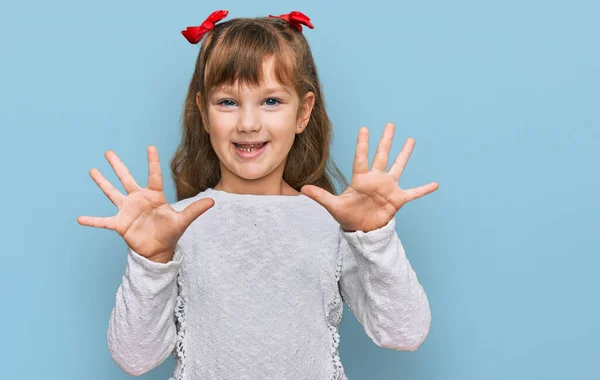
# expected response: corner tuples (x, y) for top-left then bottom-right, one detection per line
(170, 15), (348, 200)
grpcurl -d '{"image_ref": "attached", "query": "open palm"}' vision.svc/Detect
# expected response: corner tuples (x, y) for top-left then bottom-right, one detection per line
(301, 123), (439, 233)
(77, 146), (214, 263)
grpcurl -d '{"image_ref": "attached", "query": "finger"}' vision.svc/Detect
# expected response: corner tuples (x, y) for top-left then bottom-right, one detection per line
(89, 168), (125, 208)
(403, 182), (439, 203)
(389, 137), (415, 182)
(105, 150), (142, 195)
(370, 122), (395, 172)
(77, 215), (117, 230)
(300, 185), (337, 213)
(178, 197), (216, 229)
(147, 146), (163, 192)
(353, 127), (369, 175)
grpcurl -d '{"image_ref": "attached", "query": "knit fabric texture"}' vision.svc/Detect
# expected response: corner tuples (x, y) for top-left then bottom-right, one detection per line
(107, 187), (431, 379)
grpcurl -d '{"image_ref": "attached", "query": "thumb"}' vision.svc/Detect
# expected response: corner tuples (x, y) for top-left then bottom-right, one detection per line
(178, 197), (215, 229)
(301, 185), (336, 212)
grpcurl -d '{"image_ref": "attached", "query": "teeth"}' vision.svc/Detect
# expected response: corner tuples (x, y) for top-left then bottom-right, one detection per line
(239, 146), (257, 152)
(235, 142), (265, 152)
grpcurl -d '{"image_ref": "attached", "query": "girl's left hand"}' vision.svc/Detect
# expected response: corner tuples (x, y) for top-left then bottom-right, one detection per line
(300, 123), (439, 233)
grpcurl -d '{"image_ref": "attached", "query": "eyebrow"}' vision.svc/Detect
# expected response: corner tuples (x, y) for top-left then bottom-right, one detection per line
(264, 87), (291, 94)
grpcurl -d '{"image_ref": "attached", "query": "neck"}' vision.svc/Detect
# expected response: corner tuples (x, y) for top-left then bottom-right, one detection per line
(214, 179), (300, 196)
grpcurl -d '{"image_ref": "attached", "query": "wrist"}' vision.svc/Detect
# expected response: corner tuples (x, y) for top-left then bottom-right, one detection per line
(147, 250), (174, 264)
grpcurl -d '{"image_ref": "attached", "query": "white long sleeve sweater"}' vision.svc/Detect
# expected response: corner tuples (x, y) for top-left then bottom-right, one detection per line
(107, 187), (431, 379)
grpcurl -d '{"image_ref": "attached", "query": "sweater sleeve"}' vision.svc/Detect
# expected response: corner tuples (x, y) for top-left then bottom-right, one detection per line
(337, 216), (431, 351)
(106, 243), (184, 376)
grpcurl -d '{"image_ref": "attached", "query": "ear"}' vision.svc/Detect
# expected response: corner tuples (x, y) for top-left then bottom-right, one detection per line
(196, 92), (210, 132)
(296, 91), (315, 135)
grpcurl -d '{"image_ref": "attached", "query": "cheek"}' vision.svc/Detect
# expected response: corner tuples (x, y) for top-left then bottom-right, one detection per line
(205, 127), (229, 151)
(207, 107), (235, 127)
(271, 128), (298, 154)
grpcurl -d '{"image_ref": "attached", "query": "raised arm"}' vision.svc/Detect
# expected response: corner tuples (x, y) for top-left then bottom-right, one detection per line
(76, 146), (214, 374)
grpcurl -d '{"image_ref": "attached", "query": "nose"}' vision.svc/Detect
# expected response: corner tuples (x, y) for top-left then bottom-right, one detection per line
(236, 105), (261, 133)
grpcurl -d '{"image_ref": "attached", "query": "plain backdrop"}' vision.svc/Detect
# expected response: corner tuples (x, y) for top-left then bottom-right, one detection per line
(0, 0), (598, 379)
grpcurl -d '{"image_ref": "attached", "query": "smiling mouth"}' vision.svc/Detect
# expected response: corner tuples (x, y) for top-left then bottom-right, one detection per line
(233, 142), (268, 152)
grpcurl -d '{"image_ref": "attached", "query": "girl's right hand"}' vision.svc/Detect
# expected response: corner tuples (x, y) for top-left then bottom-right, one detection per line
(77, 146), (215, 263)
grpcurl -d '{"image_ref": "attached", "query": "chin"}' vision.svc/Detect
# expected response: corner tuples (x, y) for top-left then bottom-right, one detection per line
(225, 162), (270, 180)
(236, 171), (267, 181)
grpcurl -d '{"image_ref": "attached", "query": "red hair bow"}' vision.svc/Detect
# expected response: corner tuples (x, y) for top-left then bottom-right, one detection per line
(181, 10), (229, 44)
(268, 11), (314, 32)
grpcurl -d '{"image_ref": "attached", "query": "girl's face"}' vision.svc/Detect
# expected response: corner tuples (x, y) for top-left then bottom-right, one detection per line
(197, 57), (315, 194)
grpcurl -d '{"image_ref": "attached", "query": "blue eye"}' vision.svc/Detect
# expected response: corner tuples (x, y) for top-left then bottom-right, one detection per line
(264, 98), (281, 107)
(217, 98), (281, 108)
(218, 99), (236, 107)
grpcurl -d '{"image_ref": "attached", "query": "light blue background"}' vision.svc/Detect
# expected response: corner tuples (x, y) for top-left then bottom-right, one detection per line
(1, 0), (598, 379)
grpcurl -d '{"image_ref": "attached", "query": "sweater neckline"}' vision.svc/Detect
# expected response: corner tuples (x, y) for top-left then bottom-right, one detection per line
(205, 187), (311, 203)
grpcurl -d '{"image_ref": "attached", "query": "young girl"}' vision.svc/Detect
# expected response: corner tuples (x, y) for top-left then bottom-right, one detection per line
(78, 9), (439, 379)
